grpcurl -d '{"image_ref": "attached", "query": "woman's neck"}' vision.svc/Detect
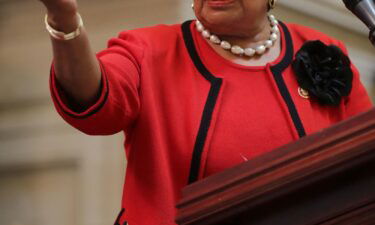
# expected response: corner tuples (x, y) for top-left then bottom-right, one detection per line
(217, 16), (271, 48)
(204, 17), (281, 66)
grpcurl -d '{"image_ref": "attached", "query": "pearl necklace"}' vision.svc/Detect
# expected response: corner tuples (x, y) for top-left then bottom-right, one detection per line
(195, 15), (279, 57)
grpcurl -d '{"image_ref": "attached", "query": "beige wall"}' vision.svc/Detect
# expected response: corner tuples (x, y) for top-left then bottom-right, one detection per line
(0, 0), (181, 224)
(0, 1), (374, 225)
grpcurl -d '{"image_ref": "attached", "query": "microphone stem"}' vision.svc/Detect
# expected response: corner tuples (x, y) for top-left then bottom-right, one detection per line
(370, 28), (375, 47)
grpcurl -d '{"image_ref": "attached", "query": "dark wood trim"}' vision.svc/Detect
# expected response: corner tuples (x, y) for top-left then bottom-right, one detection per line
(176, 108), (375, 224)
(318, 200), (375, 225)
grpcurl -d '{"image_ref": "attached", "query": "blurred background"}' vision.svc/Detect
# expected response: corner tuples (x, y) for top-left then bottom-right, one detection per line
(0, 0), (374, 225)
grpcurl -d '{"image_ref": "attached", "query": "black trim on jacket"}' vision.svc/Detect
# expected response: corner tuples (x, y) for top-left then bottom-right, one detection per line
(182, 21), (223, 184)
(182, 20), (306, 184)
(270, 22), (307, 138)
(50, 60), (110, 119)
(114, 208), (125, 225)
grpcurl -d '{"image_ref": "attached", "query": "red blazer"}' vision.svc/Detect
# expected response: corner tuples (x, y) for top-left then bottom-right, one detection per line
(50, 21), (373, 225)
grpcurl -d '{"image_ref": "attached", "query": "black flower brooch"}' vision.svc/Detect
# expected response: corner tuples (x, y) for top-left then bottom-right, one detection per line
(292, 40), (353, 106)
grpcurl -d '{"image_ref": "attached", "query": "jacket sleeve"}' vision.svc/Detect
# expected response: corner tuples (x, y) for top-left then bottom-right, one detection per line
(50, 32), (144, 135)
(337, 41), (374, 119)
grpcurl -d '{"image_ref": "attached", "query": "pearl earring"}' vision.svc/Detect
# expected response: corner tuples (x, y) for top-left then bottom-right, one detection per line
(191, 3), (194, 9)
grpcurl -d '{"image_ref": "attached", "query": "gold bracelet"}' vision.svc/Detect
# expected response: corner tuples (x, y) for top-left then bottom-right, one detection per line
(45, 13), (83, 41)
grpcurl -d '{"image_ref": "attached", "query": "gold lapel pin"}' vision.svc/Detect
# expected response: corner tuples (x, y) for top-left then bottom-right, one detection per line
(298, 87), (310, 99)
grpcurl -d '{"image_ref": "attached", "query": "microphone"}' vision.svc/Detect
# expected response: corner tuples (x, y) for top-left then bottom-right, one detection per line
(343, 0), (375, 46)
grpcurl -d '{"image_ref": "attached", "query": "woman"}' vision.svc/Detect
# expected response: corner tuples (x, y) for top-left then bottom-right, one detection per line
(40, 0), (373, 224)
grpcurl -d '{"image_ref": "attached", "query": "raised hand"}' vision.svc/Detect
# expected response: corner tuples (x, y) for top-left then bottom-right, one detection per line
(39, 0), (79, 32)
(38, 0), (102, 106)
(39, 0), (78, 16)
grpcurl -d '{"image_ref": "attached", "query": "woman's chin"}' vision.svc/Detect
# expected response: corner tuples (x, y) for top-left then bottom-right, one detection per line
(199, 11), (239, 33)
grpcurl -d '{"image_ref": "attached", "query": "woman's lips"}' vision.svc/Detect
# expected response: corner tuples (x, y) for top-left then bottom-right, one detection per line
(206, 0), (235, 8)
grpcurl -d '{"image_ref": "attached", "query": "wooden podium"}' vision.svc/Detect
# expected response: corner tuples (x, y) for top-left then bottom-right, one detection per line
(176, 108), (375, 225)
